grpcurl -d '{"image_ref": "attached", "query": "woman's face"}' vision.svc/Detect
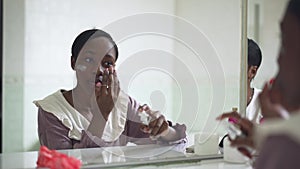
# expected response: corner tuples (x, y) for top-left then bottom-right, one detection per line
(272, 11), (300, 110)
(74, 37), (117, 95)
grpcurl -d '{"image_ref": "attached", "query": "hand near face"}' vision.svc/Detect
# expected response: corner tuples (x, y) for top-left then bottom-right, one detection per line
(259, 82), (287, 120)
(216, 111), (255, 159)
(138, 104), (169, 139)
(95, 66), (120, 120)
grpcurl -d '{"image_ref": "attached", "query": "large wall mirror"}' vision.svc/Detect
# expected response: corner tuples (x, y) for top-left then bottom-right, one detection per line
(247, 0), (288, 86)
(2, 0), (285, 153)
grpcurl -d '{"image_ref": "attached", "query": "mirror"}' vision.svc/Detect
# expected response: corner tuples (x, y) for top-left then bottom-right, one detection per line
(3, 0), (250, 153)
(247, 0), (287, 88)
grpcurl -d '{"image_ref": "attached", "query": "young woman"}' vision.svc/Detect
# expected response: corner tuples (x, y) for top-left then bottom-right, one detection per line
(34, 29), (186, 150)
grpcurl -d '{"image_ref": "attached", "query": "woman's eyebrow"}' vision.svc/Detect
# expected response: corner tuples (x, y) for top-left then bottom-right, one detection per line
(104, 54), (115, 59)
(84, 50), (115, 61)
(85, 50), (96, 55)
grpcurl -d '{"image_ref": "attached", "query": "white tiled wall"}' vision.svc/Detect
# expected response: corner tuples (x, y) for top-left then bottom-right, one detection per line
(4, 0), (177, 152)
(3, 0), (25, 153)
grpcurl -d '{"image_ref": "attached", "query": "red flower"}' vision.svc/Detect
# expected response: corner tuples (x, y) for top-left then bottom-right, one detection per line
(36, 146), (82, 169)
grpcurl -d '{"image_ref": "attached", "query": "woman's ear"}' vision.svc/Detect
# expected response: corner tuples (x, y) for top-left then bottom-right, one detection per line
(71, 56), (76, 70)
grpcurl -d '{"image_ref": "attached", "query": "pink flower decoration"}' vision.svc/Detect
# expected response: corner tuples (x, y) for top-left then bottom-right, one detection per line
(36, 146), (82, 169)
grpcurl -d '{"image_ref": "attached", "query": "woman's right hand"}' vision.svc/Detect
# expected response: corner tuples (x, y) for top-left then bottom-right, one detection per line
(94, 66), (120, 120)
(217, 111), (255, 158)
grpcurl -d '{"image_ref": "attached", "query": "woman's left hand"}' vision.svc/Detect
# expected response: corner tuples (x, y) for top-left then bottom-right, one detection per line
(138, 104), (169, 138)
(259, 82), (288, 120)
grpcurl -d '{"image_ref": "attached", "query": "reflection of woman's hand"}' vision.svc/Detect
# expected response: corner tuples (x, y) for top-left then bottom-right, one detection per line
(95, 66), (120, 120)
(138, 104), (169, 138)
(217, 111), (255, 158)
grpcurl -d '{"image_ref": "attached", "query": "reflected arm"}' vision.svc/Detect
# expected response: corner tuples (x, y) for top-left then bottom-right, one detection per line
(38, 108), (75, 149)
(38, 108), (100, 149)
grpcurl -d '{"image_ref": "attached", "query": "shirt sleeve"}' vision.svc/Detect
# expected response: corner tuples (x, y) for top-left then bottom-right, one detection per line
(255, 135), (300, 169)
(38, 108), (118, 149)
(38, 108), (75, 149)
(254, 111), (300, 149)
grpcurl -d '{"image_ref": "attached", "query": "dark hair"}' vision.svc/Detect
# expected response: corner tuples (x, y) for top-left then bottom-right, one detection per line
(71, 29), (119, 61)
(287, 0), (300, 22)
(248, 38), (262, 68)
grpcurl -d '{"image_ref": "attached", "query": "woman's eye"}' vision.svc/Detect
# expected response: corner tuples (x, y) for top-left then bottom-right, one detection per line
(103, 62), (114, 67)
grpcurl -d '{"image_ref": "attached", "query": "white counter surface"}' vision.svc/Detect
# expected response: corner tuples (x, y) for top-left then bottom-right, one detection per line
(0, 144), (253, 169)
